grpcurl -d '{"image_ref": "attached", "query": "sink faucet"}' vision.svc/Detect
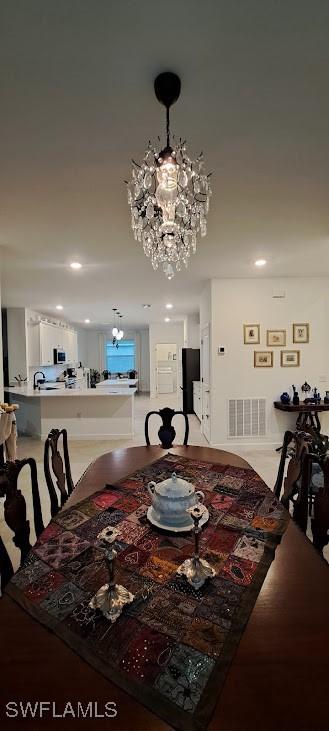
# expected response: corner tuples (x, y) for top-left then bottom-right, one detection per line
(33, 371), (45, 390)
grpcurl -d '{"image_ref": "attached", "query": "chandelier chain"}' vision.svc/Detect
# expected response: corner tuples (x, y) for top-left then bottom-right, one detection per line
(166, 107), (170, 148)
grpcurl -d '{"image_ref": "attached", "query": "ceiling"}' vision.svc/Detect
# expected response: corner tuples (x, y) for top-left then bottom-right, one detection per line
(1, 0), (329, 329)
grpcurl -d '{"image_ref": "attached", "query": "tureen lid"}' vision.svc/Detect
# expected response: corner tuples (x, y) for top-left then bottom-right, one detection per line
(155, 472), (194, 498)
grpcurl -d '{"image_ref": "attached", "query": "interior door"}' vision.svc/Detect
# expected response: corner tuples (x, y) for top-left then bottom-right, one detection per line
(156, 344), (176, 396)
(201, 324), (211, 442)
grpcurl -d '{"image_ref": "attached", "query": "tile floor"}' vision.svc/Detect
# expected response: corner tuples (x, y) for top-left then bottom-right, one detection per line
(1, 392), (327, 570)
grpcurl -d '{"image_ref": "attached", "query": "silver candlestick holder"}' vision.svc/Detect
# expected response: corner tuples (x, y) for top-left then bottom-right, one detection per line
(89, 526), (134, 623)
(177, 503), (216, 589)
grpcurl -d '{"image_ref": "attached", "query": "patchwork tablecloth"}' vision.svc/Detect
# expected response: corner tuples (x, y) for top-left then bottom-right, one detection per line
(6, 453), (289, 730)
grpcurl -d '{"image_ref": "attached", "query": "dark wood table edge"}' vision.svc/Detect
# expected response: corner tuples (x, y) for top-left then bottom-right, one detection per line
(274, 401), (329, 412)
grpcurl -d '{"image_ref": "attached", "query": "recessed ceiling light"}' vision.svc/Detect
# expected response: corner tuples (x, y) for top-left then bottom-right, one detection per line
(164, 317), (170, 323)
(142, 304), (151, 308)
(84, 318), (90, 324)
(56, 305), (63, 310)
(254, 259), (266, 267)
(165, 303), (173, 309)
(70, 262), (82, 270)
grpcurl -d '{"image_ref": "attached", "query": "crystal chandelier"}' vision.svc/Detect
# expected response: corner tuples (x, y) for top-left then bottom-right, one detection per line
(112, 309), (124, 348)
(126, 72), (212, 279)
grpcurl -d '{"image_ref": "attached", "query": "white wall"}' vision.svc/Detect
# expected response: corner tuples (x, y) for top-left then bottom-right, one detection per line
(209, 277), (329, 447)
(7, 308), (28, 382)
(200, 282), (211, 328)
(140, 329), (150, 392)
(149, 321), (185, 398)
(77, 327), (88, 366)
(186, 313), (200, 348)
(85, 331), (103, 371)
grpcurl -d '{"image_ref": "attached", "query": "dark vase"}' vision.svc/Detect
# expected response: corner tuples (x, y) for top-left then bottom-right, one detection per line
(313, 388), (321, 402)
(324, 391), (329, 404)
(158, 424), (176, 449)
(292, 385), (299, 405)
(280, 392), (291, 405)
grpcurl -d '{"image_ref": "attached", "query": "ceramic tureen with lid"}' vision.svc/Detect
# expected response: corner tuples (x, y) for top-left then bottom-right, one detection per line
(147, 472), (207, 531)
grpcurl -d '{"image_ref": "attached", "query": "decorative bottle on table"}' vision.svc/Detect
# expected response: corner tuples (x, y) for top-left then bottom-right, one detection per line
(292, 385), (299, 406)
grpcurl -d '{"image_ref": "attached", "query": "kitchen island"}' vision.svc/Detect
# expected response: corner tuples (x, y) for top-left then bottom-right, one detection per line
(5, 386), (136, 440)
(96, 378), (138, 391)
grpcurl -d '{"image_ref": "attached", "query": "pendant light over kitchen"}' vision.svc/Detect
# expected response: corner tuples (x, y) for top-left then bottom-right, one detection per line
(112, 309), (124, 348)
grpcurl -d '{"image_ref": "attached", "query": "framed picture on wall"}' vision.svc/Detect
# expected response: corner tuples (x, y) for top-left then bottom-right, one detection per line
(281, 350), (300, 367)
(244, 324), (260, 344)
(267, 329), (286, 347)
(254, 351), (273, 368)
(293, 323), (309, 343)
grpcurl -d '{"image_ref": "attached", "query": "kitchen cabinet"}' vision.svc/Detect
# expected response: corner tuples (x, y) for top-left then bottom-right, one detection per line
(26, 320), (78, 367)
(66, 329), (78, 363)
(193, 381), (202, 421)
(40, 322), (58, 366)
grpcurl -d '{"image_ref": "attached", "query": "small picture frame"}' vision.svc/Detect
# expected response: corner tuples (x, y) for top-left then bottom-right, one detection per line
(266, 329), (286, 347)
(281, 350), (300, 367)
(254, 351), (273, 368)
(244, 324), (260, 344)
(293, 323), (309, 343)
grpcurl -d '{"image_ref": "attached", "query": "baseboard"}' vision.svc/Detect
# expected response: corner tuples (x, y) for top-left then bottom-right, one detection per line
(39, 432), (134, 441)
(17, 430), (42, 440)
(210, 441), (281, 451)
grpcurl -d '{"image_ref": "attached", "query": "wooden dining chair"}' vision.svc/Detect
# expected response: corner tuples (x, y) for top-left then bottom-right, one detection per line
(274, 430), (313, 534)
(274, 429), (294, 498)
(311, 454), (329, 555)
(144, 407), (189, 448)
(44, 428), (74, 517)
(274, 429), (329, 556)
(0, 458), (45, 593)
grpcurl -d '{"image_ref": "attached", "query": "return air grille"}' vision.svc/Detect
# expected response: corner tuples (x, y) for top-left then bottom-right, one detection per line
(228, 399), (266, 438)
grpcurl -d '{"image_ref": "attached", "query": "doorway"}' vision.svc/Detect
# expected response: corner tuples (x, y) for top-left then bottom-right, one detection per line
(201, 324), (211, 442)
(156, 343), (177, 396)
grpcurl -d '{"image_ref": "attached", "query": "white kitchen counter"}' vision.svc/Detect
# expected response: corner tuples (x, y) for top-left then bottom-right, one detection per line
(5, 386), (136, 398)
(5, 387), (136, 440)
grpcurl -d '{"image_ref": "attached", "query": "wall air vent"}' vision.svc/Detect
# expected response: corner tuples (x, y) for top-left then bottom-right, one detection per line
(228, 399), (266, 438)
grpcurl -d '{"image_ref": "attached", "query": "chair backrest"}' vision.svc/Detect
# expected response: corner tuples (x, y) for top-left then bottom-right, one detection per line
(274, 428), (329, 549)
(44, 428), (74, 517)
(144, 407), (189, 448)
(312, 454), (329, 555)
(0, 458), (45, 593)
(274, 430), (313, 534)
(274, 429), (294, 498)
(0, 537), (14, 595)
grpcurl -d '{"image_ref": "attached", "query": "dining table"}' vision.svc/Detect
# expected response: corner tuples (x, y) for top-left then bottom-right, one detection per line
(1, 444), (329, 731)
